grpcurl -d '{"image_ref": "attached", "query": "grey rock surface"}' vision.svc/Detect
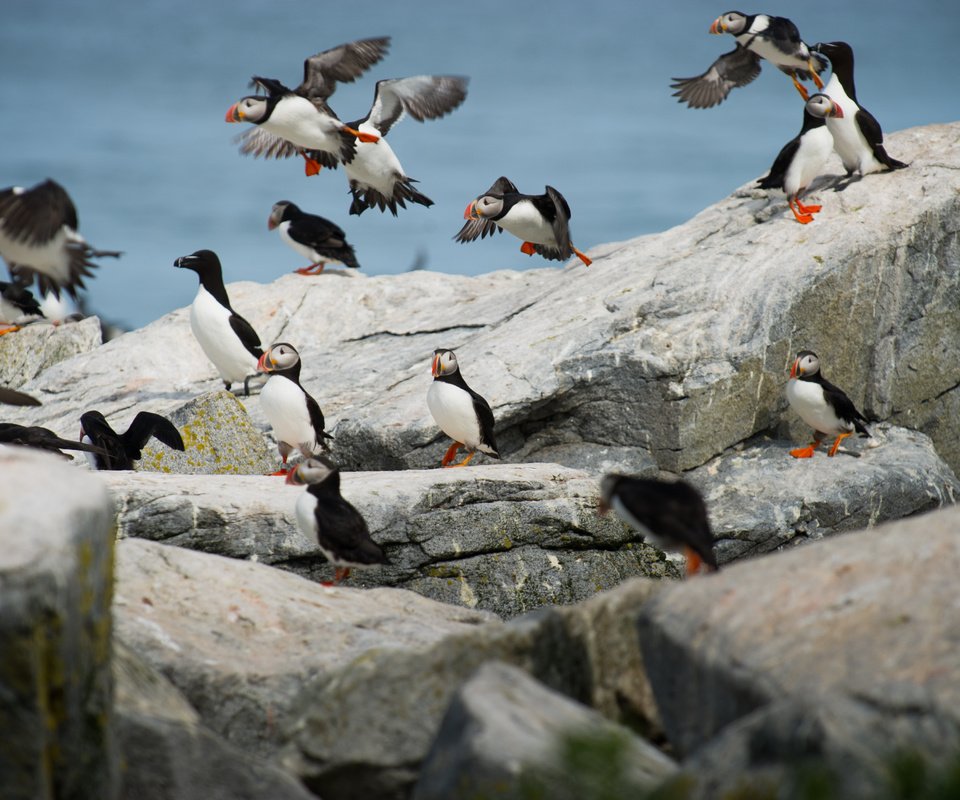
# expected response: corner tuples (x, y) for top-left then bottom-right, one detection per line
(0, 316), (101, 388)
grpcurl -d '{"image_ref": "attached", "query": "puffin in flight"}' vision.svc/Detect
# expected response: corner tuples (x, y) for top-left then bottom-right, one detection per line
(79, 410), (185, 471)
(268, 201), (360, 275)
(455, 177), (592, 267)
(427, 348), (499, 468)
(0, 280), (43, 334)
(786, 350), (870, 458)
(227, 37), (390, 175)
(0, 422), (106, 459)
(286, 455), (389, 586)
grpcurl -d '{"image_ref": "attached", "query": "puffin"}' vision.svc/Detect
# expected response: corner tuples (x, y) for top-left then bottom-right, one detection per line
(455, 177), (592, 267)
(79, 410), (185, 471)
(227, 37), (390, 175)
(599, 474), (718, 576)
(0, 387), (41, 406)
(174, 250), (264, 396)
(0, 422), (106, 459)
(0, 280), (43, 334)
(257, 342), (332, 475)
(786, 350), (870, 458)
(342, 75), (469, 216)
(0, 179), (121, 299)
(757, 109), (833, 224)
(426, 348), (499, 468)
(807, 42), (907, 176)
(268, 201), (360, 275)
(672, 11), (827, 108)
(286, 455), (389, 586)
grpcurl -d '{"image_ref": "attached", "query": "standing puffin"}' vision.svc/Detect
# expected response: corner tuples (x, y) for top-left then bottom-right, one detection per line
(257, 342), (331, 475)
(79, 409), (185, 471)
(0, 179), (121, 299)
(0, 281), (43, 334)
(455, 177), (592, 267)
(227, 37), (390, 175)
(599, 474), (718, 577)
(174, 250), (264, 396)
(786, 350), (870, 458)
(286, 456), (389, 586)
(268, 201), (360, 275)
(427, 349), (499, 468)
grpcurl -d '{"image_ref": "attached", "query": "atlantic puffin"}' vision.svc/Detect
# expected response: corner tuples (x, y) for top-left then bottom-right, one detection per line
(599, 474), (718, 577)
(257, 342), (332, 475)
(0, 281), (43, 334)
(342, 75), (469, 215)
(174, 249), (264, 396)
(227, 37), (390, 175)
(0, 387), (41, 406)
(807, 42), (907, 176)
(268, 201), (360, 275)
(0, 422), (106, 459)
(426, 348), (499, 468)
(79, 410), (185, 471)
(455, 177), (592, 267)
(286, 456), (389, 586)
(0, 179), (121, 299)
(672, 12), (827, 108)
(786, 350), (870, 458)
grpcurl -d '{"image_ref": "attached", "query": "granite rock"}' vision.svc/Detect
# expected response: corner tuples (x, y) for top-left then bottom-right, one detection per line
(0, 316), (101, 388)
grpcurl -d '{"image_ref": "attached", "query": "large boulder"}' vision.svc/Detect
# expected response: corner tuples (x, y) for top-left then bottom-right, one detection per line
(0, 316), (101, 388)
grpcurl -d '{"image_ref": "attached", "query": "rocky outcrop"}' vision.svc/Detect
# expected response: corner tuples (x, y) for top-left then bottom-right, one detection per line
(0, 316), (101, 388)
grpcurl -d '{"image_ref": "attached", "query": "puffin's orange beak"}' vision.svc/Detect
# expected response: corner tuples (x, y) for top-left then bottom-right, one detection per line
(709, 17), (723, 34)
(830, 102), (844, 119)
(225, 103), (241, 123)
(464, 200), (478, 220)
(257, 352), (270, 373)
(431, 354), (440, 377)
(790, 358), (800, 379)
(267, 217), (277, 230)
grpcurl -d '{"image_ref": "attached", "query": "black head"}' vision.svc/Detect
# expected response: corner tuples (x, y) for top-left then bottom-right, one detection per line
(431, 348), (460, 378)
(174, 249), (223, 279)
(790, 350), (821, 379)
(257, 341), (302, 379)
(285, 454), (340, 487)
(268, 201), (299, 230)
(79, 409), (114, 440)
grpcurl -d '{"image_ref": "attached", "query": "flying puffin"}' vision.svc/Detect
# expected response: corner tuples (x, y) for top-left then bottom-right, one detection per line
(0, 280), (43, 334)
(286, 455), (389, 586)
(0, 179), (121, 299)
(0, 422), (106, 459)
(455, 177), (592, 267)
(342, 75), (469, 216)
(757, 108), (833, 224)
(599, 474), (718, 576)
(174, 249), (264, 396)
(0, 387), (41, 406)
(227, 37), (390, 175)
(257, 342), (332, 475)
(426, 348), (499, 468)
(672, 12), (827, 108)
(268, 201), (360, 275)
(79, 409), (185, 471)
(786, 350), (870, 458)
(806, 42), (907, 176)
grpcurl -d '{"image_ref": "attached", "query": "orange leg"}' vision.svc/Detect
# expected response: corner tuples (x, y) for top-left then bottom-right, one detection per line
(294, 263), (326, 275)
(810, 61), (825, 90)
(520, 241), (537, 256)
(788, 197), (814, 225)
(450, 451), (477, 468)
(791, 74), (810, 101)
(0, 325), (21, 336)
(573, 247), (592, 267)
(684, 547), (704, 577)
(828, 432), (851, 457)
(790, 440), (821, 459)
(343, 125), (379, 144)
(441, 441), (462, 467)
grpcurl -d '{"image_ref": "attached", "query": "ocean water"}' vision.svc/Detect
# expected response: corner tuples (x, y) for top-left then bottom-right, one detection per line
(2, 0), (957, 330)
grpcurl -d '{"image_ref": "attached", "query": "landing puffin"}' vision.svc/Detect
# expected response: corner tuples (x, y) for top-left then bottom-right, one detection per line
(227, 37), (390, 175)
(174, 249), (263, 396)
(0, 281), (43, 334)
(0, 179), (121, 299)
(599, 474), (718, 577)
(79, 410), (185, 471)
(268, 201), (360, 275)
(257, 342), (332, 475)
(786, 350), (870, 458)
(0, 422), (106, 459)
(455, 177), (592, 267)
(286, 456), (389, 586)
(427, 349), (499, 468)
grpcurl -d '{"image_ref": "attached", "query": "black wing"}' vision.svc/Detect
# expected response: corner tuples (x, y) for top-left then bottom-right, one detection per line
(305, 392), (333, 447)
(765, 15), (804, 52)
(234, 128), (301, 160)
(820, 378), (870, 435)
(453, 177), (519, 243)
(543, 185), (573, 258)
(0, 422), (107, 460)
(468, 388), (499, 457)
(312, 486), (388, 566)
(0, 281), (43, 316)
(228, 313), (263, 359)
(79, 411), (126, 469)
(297, 37), (391, 100)
(0, 386), (41, 406)
(757, 133), (801, 190)
(855, 108), (908, 171)
(360, 75), (469, 137)
(0, 179), (77, 246)
(289, 214), (346, 249)
(671, 46), (763, 109)
(122, 412), (185, 461)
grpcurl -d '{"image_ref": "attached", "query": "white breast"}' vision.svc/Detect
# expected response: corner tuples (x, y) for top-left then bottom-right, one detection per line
(262, 96), (342, 152)
(260, 375), (318, 456)
(783, 125), (833, 197)
(427, 380), (483, 450)
(295, 490), (320, 545)
(189, 286), (259, 385)
(786, 378), (852, 435)
(821, 78), (881, 175)
(345, 126), (404, 195)
(497, 200), (557, 246)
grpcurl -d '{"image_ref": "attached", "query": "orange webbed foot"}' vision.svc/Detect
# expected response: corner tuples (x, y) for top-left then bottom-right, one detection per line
(520, 242), (537, 256)
(796, 200), (822, 215)
(269, 468), (291, 476)
(789, 198), (815, 224)
(0, 326), (21, 336)
(790, 445), (818, 459)
(294, 263), (326, 275)
(450, 451), (476, 468)
(684, 547), (704, 577)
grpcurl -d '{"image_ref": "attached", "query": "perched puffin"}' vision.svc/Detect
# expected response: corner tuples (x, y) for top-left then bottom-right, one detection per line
(79, 410), (185, 471)
(672, 11), (827, 108)
(786, 350), (870, 458)
(599, 475), (718, 577)
(174, 250), (263, 395)
(0, 422), (106, 459)
(455, 177), (592, 267)
(807, 42), (907, 176)
(0, 387), (41, 406)
(257, 342), (332, 475)
(0, 179), (121, 299)
(0, 281), (43, 334)
(227, 37), (390, 175)
(757, 109), (833, 224)
(286, 456), (389, 586)
(268, 201), (360, 275)
(427, 349), (499, 468)
(342, 75), (469, 216)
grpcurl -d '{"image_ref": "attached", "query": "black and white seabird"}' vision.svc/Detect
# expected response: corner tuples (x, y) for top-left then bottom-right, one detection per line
(174, 249), (264, 396)
(257, 342), (332, 475)
(79, 409), (185, 471)
(455, 177), (592, 267)
(268, 201), (360, 275)
(426, 349), (499, 468)
(0, 422), (106, 459)
(0, 387), (41, 406)
(0, 281), (43, 334)
(0, 179), (121, 299)
(227, 37), (390, 175)
(599, 474), (718, 577)
(286, 455), (389, 586)
(786, 350), (870, 458)
(672, 12), (827, 108)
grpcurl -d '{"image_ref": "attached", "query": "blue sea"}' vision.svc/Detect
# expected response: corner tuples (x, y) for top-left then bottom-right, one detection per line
(3, 0), (957, 330)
